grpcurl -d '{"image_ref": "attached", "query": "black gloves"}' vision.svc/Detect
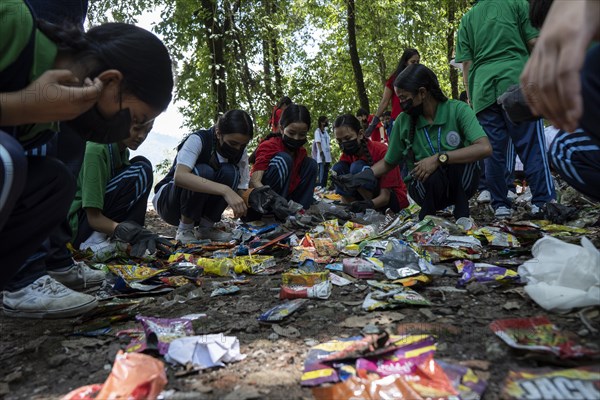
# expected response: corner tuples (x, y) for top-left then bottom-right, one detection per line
(350, 199), (375, 213)
(112, 221), (171, 258)
(364, 115), (380, 137)
(248, 186), (294, 220)
(331, 168), (377, 193)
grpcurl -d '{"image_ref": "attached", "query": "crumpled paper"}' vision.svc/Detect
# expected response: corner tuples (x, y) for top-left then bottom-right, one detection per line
(165, 334), (245, 368)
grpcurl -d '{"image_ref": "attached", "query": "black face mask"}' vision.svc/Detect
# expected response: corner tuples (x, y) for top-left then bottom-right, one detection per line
(401, 97), (424, 117)
(66, 106), (132, 144)
(218, 139), (245, 164)
(341, 139), (361, 155)
(282, 134), (307, 150)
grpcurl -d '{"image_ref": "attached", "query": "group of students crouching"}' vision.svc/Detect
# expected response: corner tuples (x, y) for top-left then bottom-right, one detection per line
(81, 63), (492, 257)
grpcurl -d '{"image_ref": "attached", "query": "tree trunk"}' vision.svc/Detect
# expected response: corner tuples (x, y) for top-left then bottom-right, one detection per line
(262, 0), (273, 101)
(447, 0), (459, 99)
(201, 0), (228, 117)
(270, 0), (283, 99)
(346, 0), (369, 112)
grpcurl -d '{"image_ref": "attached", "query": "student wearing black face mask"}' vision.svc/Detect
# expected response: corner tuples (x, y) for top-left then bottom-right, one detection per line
(331, 114), (408, 213)
(250, 104), (318, 209)
(153, 110), (254, 244)
(335, 64), (493, 221)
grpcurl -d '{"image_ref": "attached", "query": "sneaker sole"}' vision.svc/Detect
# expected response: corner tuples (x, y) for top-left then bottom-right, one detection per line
(2, 298), (98, 319)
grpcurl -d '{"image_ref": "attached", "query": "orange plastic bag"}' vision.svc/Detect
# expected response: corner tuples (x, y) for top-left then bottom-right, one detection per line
(62, 351), (167, 400)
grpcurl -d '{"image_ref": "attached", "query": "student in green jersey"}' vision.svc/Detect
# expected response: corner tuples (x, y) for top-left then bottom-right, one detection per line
(0, 0), (173, 318)
(334, 64), (492, 221)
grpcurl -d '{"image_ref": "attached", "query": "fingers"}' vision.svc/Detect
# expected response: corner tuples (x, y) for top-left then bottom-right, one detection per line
(147, 239), (157, 255)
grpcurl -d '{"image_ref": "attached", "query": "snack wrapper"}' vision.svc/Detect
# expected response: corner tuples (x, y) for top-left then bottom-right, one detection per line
(330, 272), (353, 286)
(473, 227), (520, 248)
(437, 360), (488, 400)
(490, 316), (600, 359)
(257, 299), (308, 322)
(502, 367), (600, 400)
(280, 281), (332, 300)
(167, 253), (195, 263)
(363, 288), (431, 311)
(456, 260), (521, 287)
(312, 374), (423, 400)
(282, 269), (329, 286)
(108, 264), (167, 283)
(136, 315), (194, 355)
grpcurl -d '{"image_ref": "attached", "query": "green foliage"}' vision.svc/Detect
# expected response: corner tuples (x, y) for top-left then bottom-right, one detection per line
(89, 0), (471, 155)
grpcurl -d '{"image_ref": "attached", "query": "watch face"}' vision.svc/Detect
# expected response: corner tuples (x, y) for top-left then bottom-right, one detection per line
(439, 154), (448, 163)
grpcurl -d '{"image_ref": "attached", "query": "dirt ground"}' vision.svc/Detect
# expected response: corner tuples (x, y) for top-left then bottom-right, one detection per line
(1, 198), (599, 400)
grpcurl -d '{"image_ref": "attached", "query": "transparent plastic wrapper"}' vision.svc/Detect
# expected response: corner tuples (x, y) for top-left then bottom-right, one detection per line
(210, 285), (240, 297)
(363, 288), (431, 311)
(518, 236), (600, 312)
(489, 316), (600, 359)
(335, 224), (377, 249)
(165, 334), (245, 369)
(136, 315), (194, 355)
(62, 351), (167, 400)
(257, 298), (308, 322)
(502, 367), (600, 400)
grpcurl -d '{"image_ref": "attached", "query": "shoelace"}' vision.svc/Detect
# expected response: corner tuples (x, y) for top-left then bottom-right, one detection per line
(73, 261), (89, 288)
(33, 277), (69, 295)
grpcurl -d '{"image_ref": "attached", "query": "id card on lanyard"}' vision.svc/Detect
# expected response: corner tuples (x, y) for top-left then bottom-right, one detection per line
(423, 127), (442, 156)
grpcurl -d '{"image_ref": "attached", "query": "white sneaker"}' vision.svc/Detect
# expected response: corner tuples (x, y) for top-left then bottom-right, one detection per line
(176, 228), (196, 244)
(2, 276), (97, 318)
(48, 261), (105, 290)
(477, 190), (491, 203)
(495, 206), (513, 219)
(507, 191), (518, 200)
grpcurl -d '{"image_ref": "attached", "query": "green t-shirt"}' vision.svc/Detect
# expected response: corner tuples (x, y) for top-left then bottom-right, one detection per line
(455, 0), (538, 114)
(68, 142), (130, 238)
(385, 99), (488, 181)
(0, 0), (59, 141)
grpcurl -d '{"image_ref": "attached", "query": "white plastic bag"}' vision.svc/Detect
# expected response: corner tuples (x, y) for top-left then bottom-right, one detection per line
(518, 236), (600, 312)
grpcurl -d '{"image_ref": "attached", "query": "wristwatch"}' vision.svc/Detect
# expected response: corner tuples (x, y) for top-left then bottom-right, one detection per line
(438, 152), (449, 165)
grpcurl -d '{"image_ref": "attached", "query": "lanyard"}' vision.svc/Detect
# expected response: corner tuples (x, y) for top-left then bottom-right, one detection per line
(107, 143), (116, 177)
(423, 126), (442, 155)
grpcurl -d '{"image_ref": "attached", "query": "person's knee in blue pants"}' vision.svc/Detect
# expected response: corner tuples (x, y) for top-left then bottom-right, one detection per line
(262, 152), (293, 198)
(182, 163), (240, 223)
(290, 157), (318, 209)
(549, 130), (600, 201)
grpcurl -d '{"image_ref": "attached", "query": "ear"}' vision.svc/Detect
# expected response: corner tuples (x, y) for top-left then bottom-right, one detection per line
(357, 129), (365, 140)
(95, 69), (124, 85)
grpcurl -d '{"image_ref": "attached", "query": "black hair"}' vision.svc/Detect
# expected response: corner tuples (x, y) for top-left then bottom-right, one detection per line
(318, 116), (328, 127)
(529, 0), (553, 29)
(333, 114), (373, 166)
(217, 109), (254, 138)
(280, 104), (311, 131)
(270, 96), (292, 129)
(390, 48), (420, 80)
(356, 108), (369, 117)
(382, 111), (392, 117)
(37, 21), (173, 111)
(459, 90), (468, 103)
(394, 64), (448, 162)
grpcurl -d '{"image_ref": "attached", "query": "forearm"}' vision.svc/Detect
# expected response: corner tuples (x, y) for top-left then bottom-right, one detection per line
(174, 168), (229, 196)
(462, 60), (471, 102)
(371, 189), (391, 209)
(0, 92), (35, 126)
(250, 170), (265, 188)
(85, 208), (119, 236)
(374, 87), (393, 118)
(447, 139), (492, 164)
(370, 158), (395, 178)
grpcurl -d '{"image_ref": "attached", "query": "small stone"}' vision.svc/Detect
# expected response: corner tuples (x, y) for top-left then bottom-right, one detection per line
(268, 332), (279, 341)
(419, 309), (436, 321)
(503, 300), (521, 311)
(578, 328), (590, 337)
(304, 338), (319, 347)
(0, 382), (9, 395)
(466, 282), (491, 295)
(4, 370), (22, 383)
(48, 354), (69, 367)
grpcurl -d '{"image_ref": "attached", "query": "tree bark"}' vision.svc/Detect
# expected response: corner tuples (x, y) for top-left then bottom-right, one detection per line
(200, 0), (228, 117)
(346, 0), (369, 112)
(447, 0), (459, 99)
(270, 0), (283, 99)
(262, 0), (273, 101)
